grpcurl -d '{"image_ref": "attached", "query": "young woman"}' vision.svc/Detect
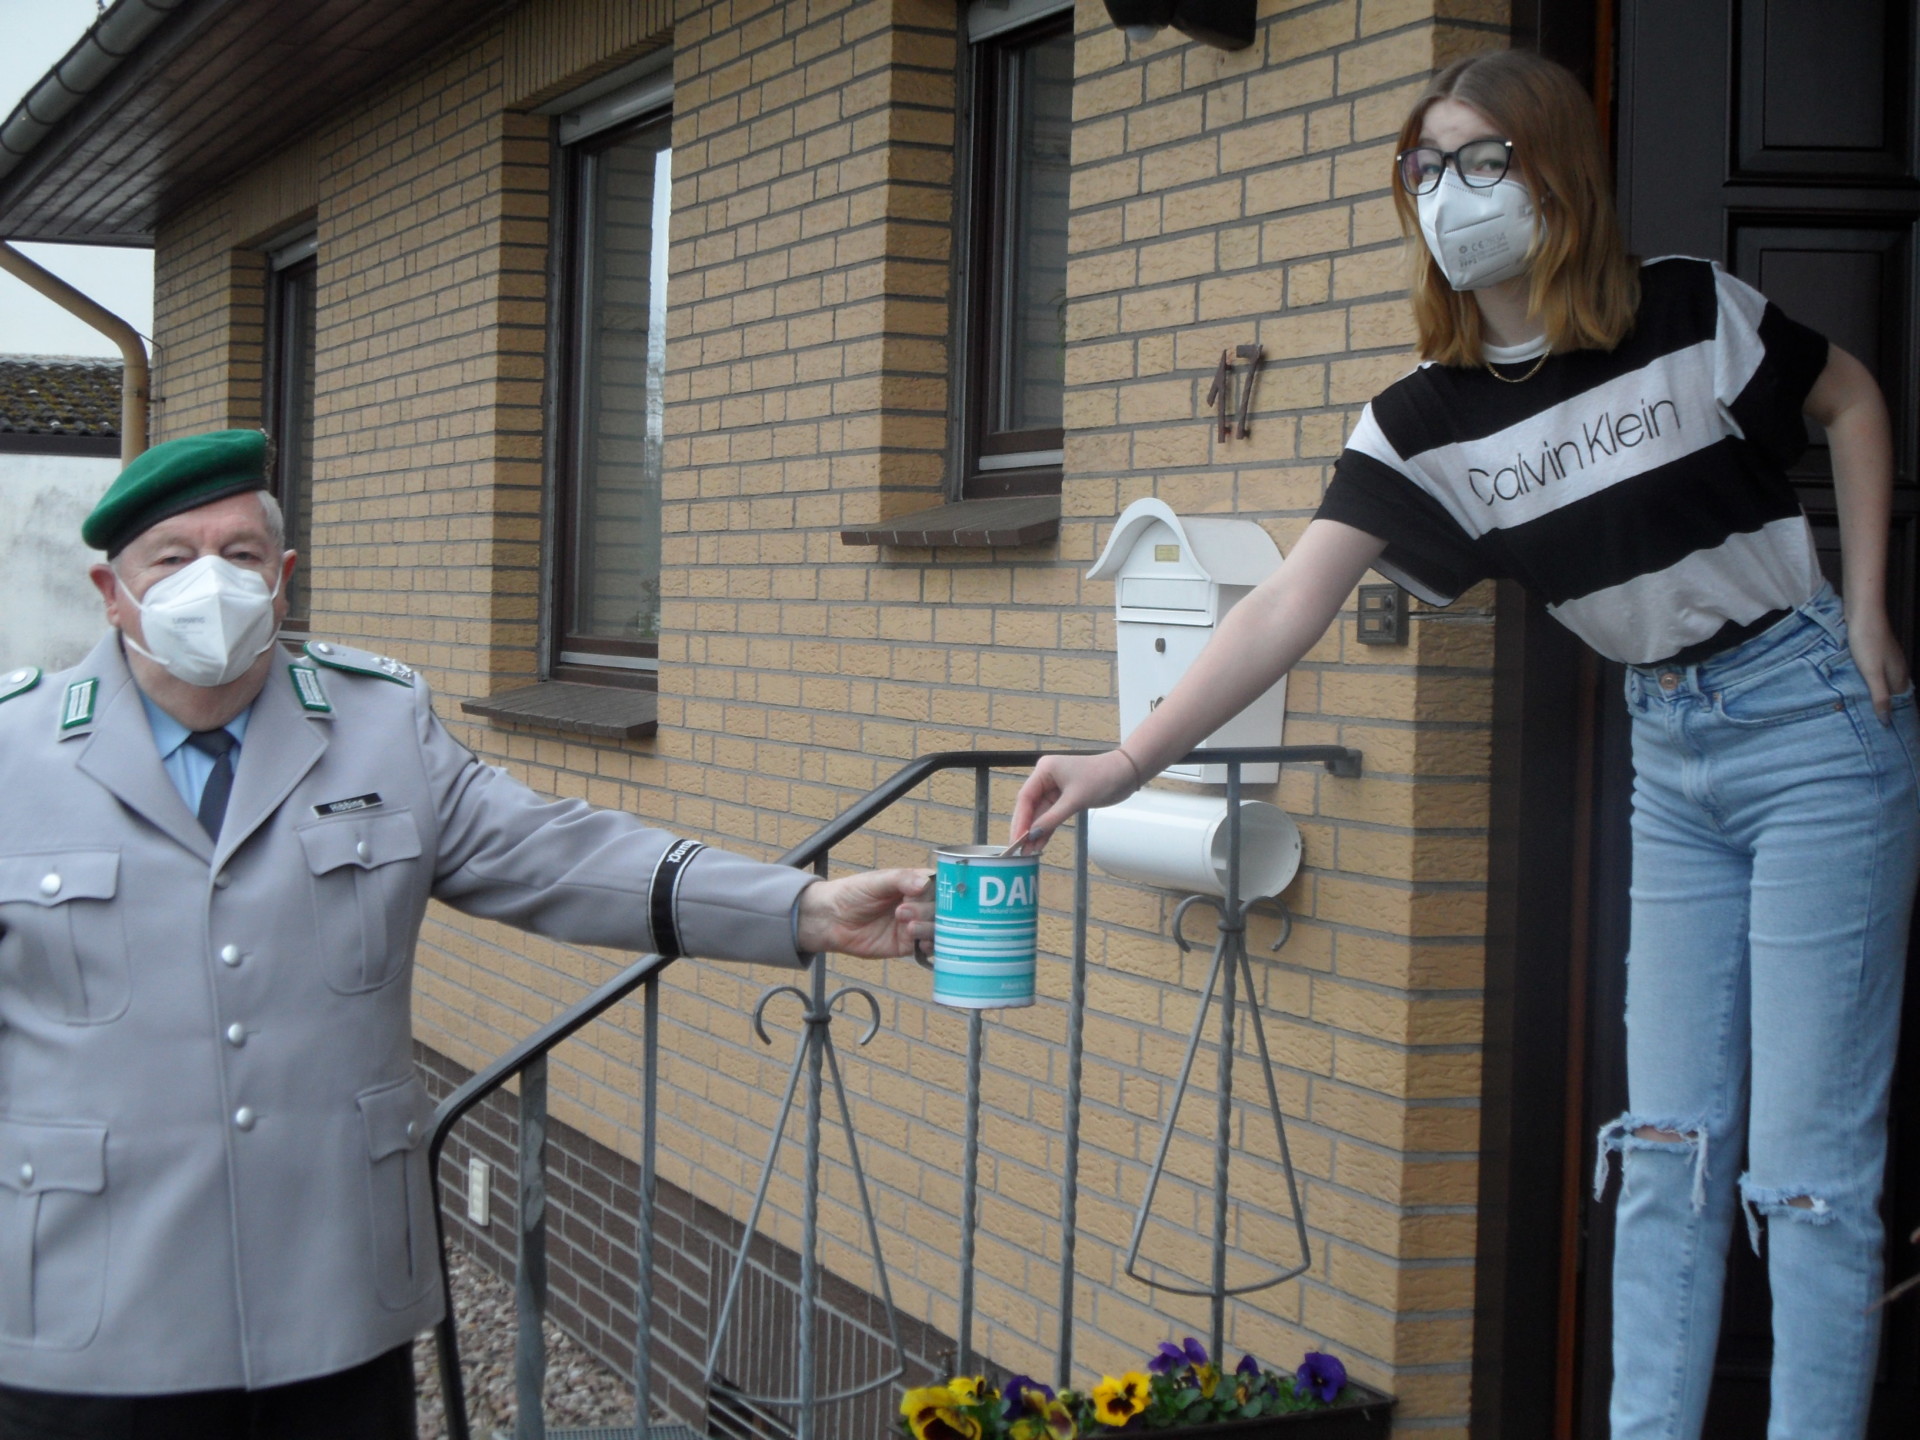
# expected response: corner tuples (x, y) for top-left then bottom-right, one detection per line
(1011, 49), (1919, 1440)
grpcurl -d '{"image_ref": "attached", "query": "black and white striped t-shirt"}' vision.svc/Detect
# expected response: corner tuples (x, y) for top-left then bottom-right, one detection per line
(1316, 257), (1831, 665)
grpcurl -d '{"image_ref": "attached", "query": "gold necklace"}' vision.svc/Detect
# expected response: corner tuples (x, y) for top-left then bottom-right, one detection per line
(1485, 348), (1550, 383)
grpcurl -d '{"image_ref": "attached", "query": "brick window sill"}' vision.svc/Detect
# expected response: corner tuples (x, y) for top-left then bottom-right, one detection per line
(460, 682), (658, 740)
(839, 495), (1060, 548)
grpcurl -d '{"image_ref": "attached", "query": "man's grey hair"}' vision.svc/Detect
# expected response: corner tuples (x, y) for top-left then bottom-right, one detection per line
(257, 489), (286, 552)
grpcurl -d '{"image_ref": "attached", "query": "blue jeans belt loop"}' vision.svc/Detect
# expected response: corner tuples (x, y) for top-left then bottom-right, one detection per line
(1793, 581), (1847, 648)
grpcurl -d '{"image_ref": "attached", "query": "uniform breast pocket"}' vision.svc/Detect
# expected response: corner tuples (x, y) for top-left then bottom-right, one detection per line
(0, 852), (130, 1025)
(357, 1078), (437, 1311)
(294, 811), (425, 994)
(0, 1117), (110, 1349)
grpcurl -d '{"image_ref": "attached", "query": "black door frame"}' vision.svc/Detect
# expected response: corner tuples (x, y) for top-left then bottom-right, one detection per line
(1471, 9), (1608, 1432)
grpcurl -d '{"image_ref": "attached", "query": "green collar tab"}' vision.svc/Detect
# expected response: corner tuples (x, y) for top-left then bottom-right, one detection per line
(60, 678), (98, 730)
(0, 666), (40, 705)
(303, 640), (416, 687)
(289, 664), (332, 713)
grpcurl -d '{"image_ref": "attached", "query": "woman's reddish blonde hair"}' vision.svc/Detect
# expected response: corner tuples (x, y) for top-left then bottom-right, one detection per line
(1395, 50), (1638, 365)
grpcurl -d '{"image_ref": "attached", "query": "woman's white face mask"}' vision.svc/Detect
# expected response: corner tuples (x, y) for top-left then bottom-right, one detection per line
(118, 554), (282, 688)
(1416, 169), (1538, 291)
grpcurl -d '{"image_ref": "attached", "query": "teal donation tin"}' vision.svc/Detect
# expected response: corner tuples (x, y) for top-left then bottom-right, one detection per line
(931, 844), (1040, 1009)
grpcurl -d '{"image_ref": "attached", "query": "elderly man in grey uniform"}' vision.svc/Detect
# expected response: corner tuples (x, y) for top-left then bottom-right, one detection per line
(0, 429), (933, 1440)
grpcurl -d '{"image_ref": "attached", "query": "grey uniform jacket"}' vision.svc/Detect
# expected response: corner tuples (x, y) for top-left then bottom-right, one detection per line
(0, 633), (812, 1394)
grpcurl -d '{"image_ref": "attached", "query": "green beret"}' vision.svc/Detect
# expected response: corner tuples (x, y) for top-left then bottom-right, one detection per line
(81, 429), (269, 555)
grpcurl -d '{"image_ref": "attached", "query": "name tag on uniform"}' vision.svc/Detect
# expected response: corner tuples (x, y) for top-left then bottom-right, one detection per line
(313, 793), (383, 816)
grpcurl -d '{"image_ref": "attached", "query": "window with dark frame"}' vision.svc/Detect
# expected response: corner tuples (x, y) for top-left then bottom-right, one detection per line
(264, 240), (317, 632)
(553, 108), (673, 689)
(959, 11), (1072, 499)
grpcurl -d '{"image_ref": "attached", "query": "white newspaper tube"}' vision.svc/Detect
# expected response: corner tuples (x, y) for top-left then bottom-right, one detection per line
(1087, 789), (1302, 899)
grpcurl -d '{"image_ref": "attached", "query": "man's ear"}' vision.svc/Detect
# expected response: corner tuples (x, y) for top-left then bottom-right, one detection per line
(89, 563), (126, 628)
(275, 551), (298, 618)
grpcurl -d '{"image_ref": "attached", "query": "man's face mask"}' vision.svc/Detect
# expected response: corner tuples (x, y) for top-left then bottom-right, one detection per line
(119, 554), (282, 688)
(1416, 168), (1538, 291)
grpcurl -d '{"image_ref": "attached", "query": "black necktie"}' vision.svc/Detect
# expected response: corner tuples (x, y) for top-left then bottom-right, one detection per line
(186, 729), (237, 840)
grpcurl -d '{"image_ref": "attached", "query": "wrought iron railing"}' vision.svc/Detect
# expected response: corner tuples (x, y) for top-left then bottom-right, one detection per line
(427, 744), (1363, 1440)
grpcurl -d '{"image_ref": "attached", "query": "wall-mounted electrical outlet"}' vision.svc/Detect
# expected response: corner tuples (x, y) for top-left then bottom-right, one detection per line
(466, 1158), (491, 1226)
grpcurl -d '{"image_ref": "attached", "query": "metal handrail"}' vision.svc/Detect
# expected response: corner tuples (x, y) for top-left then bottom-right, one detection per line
(427, 743), (1362, 1440)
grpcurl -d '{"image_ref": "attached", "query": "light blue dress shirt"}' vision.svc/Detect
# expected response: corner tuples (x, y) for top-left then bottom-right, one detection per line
(139, 692), (252, 815)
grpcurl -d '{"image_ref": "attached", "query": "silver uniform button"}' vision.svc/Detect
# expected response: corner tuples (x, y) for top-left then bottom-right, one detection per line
(355, 840), (370, 862)
(312, 642), (333, 654)
(226, 1023), (246, 1047)
(18, 1162), (33, 1186)
(405, 1121), (419, 1143)
(213, 871), (232, 889)
(233, 1107), (256, 1131)
(5, 669), (26, 685)
(39, 873), (60, 897)
(220, 944), (242, 966)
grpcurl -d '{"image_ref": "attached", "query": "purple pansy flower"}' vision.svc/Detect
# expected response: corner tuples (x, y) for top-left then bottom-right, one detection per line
(1002, 1375), (1055, 1419)
(1149, 1342), (1186, 1375)
(1180, 1337), (1209, 1368)
(1235, 1354), (1261, 1378)
(1296, 1352), (1347, 1404)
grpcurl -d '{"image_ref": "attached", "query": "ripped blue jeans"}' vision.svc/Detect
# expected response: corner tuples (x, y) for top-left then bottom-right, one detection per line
(1595, 587), (1920, 1439)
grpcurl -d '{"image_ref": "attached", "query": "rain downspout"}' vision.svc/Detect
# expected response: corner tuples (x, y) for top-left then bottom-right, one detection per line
(0, 241), (149, 462)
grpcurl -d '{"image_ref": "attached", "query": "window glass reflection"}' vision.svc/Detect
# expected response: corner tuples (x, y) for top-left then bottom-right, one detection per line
(1000, 30), (1072, 437)
(573, 121), (671, 651)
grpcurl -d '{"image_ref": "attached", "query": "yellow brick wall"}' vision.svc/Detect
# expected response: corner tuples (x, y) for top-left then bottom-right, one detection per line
(144, 0), (1515, 1433)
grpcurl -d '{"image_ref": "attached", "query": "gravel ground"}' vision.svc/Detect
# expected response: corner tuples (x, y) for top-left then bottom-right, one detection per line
(413, 1249), (640, 1440)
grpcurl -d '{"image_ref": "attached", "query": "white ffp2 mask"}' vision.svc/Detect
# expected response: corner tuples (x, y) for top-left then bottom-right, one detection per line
(1416, 170), (1538, 291)
(119, 555), (282, 688)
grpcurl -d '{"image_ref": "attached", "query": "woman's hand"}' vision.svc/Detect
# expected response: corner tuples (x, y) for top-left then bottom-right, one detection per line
(1010, 749), (1144, 850)
(1847, 605), (1910, 724)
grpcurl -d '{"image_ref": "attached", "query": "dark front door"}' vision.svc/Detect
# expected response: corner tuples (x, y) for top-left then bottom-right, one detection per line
(1579, 2), (1920, 1434)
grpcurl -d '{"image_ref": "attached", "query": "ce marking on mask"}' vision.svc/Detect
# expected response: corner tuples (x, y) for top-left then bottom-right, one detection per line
(1206, 343), (1266, 442)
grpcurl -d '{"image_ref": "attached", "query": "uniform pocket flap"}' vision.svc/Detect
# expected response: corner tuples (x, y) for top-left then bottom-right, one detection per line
(358, 1078), (432, 1161)
(296, 810), (422, 876)
(0, 1119), (107, 1194)
(0, 852), (118, 907)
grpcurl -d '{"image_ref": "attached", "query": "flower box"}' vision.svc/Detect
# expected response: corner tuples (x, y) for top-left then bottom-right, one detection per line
(1117, 1379), (1394, 1439)
(900, 1342), (1395, 1440)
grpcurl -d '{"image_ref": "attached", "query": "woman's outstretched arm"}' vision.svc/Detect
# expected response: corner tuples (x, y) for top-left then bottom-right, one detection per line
(1010, 518), (1387, 845)
(1807, 343), (1908, 721)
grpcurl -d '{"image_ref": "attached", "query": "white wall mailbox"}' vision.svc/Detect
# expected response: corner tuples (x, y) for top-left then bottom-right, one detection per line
(1087, 497), (1287, 784)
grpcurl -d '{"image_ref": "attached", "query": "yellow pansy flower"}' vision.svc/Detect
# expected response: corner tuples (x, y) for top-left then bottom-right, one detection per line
(948, 1375), (995, 1406)
(901, 1386), (983, 1440)
(1091, 1371), (1151, 1427)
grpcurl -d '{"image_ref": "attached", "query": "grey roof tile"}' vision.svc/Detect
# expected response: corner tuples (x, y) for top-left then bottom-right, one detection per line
(0, 355), (122, 436)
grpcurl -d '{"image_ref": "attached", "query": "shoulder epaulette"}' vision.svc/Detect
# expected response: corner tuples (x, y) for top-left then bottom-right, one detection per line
(303, 640), (417, 687)
(0, 666), (41, 705)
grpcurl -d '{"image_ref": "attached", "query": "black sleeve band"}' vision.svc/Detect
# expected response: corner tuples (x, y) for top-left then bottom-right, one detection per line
(647, 839), (706, 960)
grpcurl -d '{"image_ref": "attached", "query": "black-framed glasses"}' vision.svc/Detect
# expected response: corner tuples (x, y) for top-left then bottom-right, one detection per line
(1395, 138), (1513, 195)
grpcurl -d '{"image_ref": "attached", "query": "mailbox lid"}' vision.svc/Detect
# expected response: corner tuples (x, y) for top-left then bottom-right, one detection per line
(1089, 498), (1282, 589)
